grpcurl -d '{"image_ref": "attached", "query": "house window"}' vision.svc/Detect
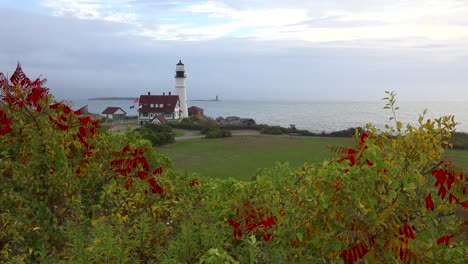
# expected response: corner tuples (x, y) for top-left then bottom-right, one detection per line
(150, 113), (153, 118)
(142, 112), (148, 117)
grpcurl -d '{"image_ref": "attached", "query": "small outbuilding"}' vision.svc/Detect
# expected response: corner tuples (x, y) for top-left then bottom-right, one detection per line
(188, 106), (204, 117)
(150, 114), (167, 124)
(102, 107), (127, 120)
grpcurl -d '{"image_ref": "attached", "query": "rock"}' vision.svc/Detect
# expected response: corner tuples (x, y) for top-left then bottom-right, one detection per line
(215, 116), (256, 126)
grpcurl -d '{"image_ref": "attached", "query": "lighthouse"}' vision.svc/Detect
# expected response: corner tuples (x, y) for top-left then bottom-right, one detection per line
(175, 60), (188, 118)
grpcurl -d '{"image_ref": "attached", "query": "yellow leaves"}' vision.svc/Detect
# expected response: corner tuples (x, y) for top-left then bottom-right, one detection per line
(116, 212), (128, 223)
(396, 121), (403, 132)
(151, 206), (158, 221)
(29, 247), (33, 255)
(407, 182), (417, 191)
(31, 226), (41, 231)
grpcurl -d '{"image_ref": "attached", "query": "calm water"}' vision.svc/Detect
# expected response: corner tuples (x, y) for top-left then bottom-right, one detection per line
(71, 99), (468, 133)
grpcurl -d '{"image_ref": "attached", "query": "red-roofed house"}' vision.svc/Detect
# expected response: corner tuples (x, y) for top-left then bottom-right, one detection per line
(102, 107), (127, 120)
(188, 106), (204, 117)
(138, 92), (181, 123)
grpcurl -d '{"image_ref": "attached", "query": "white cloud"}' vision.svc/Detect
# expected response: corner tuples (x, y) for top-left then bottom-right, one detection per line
(38, 0), (468, 56)
(41, 0), (138, 23)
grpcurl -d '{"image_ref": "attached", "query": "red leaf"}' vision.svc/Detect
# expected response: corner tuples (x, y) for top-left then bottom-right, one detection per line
(366, 159), (374, 166)
(63, 105), (72, 114)
(190, 178), (198, 187)
(235, 228), (243, 238)
(259, 216), (277, 228)
(461, 201), (468, 208)
(263, 233), (273, 241)
(150, 183), (164, 194)
(50, 102), (62, 110)
(408, 225), (415, 239)
(78, 116), (91, 125)
(433, 169), (446, 187)
(425, 193), (434, 211)
(228, 219), (240, 229)
(124, 177), (133, 190)
(437, 235), (453, 245)
(438, 186), (447, 200)
(0, 126), (12, 135)
(137, 171), (148, 180)
(449, 194), (459, 204)
(437, 237), (445, 245)
(74, 106), (87, 115)
(122, 144), (130, 153)
(153, 167), (163, 175)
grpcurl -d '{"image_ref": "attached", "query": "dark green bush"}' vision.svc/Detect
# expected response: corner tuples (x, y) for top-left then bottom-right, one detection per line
(134, 123), (175, 146)
(327, 127), (364, 137)
(450, 132), (468, 149)
(260, 125), (284, 135)
(205, 128), (232, 139)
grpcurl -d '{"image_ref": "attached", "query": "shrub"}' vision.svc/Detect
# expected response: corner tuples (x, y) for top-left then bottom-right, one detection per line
(327, 127), (364, 137)
(1, 66), (465, 264)
(205, 128), (232, 139)
(134, 123), (175, 146)
(260, 125), (284, 135)
(450, 132), (468, 149)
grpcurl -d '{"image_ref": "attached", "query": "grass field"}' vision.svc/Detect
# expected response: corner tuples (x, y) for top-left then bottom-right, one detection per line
(160, 134), (468, 180)
(159, 135), (351, 180)
(444, 149), (468, 169)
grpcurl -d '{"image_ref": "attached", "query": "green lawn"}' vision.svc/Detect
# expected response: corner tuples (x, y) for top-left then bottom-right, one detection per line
(160, 134), (468, 180)
(444, 149), (468, 169)
(159, 135), (351, 180)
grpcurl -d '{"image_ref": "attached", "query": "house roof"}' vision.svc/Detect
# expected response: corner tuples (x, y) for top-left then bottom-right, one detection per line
(188, 106), (203, 111)
(139, 95), (179, 113)
(102, 107), (126, 115)
(152, 114), (167, 124)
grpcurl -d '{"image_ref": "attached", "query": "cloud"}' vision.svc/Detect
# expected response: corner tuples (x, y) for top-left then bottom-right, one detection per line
(1, 2), (468, 102)
(35, 0), (468, 54)
(41, 0), (138, 23)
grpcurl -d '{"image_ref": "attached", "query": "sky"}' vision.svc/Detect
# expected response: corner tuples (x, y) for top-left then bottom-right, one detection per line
(0, 0), (468, 101)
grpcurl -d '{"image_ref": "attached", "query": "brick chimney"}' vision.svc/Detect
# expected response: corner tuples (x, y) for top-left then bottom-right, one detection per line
(163, 92), (165, 96)
(148, 91), (150, 95)
(169, 92), (171, 95)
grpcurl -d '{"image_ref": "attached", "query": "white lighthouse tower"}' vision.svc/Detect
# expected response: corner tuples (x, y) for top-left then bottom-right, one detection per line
(174, 60), (188, 118)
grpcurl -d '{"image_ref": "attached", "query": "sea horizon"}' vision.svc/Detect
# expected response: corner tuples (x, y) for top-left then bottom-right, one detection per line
(68, 98), (468, 133)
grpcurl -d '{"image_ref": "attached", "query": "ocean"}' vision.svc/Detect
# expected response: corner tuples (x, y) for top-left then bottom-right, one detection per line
(70, 99), (468, 133)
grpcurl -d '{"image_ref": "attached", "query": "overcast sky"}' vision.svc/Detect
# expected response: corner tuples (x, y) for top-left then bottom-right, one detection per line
(1, 0), (468, 101)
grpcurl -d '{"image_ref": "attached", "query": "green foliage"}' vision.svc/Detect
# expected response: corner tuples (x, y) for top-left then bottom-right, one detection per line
(134, 123), (175, 146)
(328, 127), (364, 137)
(260, 125), (284, 135)
(204, 127), (232, 139)
(450, 132), (468, 149)
(1, 66), (466, 263)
